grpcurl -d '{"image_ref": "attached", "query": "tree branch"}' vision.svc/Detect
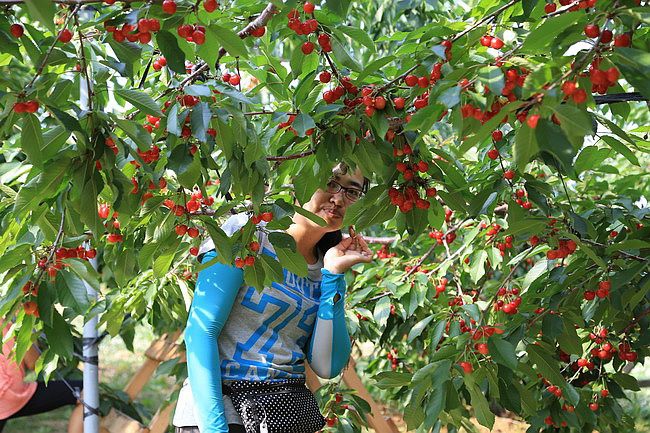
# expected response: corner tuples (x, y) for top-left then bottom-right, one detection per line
(452, 0), (521, 42)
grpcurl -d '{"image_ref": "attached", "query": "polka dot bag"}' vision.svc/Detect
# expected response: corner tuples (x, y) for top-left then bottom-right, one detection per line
(223, 379), (326, 433)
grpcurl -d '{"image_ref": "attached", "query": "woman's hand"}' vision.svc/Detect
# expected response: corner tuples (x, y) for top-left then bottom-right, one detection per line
(323, 233), (374, 274)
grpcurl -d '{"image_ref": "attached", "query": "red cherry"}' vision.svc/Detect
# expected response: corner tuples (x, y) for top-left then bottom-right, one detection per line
(487, 149), (499, 160)
(229, 74), (241, 86)
(192, 30), (206, 45)
(175, 225), (188, 236)
(10, 23), (24, 38)
(189, 246), (199, 256)
(584, 24), (600, 38)
(303, 1), (315, 13)
(301, 41), (315, 55)
(490, 37), (504, 49)
(475, 343), (489, 355)
(187, 227), (200, 238)
(162, 0), (177, 14)
(98, 203), (111, 219)
(251, 26), (266, 37)
(204, 0), (218, 12)
(480, 35), (493, 47)
(374, 96), (386, 110)
(526, 114), (540, 129)
(58, 29), (73, 43)
(393, 97), (405, 110)
(261, 212), (273, 222)
(544, 3), (557, 13)
(572, 88), (587, 104)
(503, 170), (515, 180)
(245, 255), (255, 266)
(459, 361), (473, 374)
(614, 33), (631, 47)
(404, 75), (418, 87)
(319, 71), (331, 83)
(600, 29), (613, 44)
(589, 403), (599, 411)
(24, 100), (39, 113)
(249, 241), (260, 252)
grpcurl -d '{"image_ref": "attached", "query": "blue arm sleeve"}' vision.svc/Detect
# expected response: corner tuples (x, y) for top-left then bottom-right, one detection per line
(185, 250), (244, 433)
(306, 269), (351, 378)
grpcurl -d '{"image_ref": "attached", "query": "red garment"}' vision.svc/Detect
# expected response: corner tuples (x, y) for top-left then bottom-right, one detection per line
(0, 321), (37, 419)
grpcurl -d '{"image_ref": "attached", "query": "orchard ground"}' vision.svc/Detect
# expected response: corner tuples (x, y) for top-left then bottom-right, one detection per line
(3, 324), (650, 433)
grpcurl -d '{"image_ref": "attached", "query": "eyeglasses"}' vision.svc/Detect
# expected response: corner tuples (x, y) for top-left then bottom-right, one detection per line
(326, 179), (364, 202)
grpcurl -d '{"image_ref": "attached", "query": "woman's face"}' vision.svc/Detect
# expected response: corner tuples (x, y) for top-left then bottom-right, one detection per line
(300, 167), (366, 231)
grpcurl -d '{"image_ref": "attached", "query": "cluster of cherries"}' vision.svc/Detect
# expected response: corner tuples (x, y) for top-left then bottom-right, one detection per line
(387, 145), (438, 213)
(583, 23), (632, 47)
(479, 33), (504, 50)
(234, 242), (261, 268)
(175, 224), (200, 238)
(104, 18), (161, 44)
(428, 228), (454, 245)
(545, 238), (578, 260)
(97, 203), (123, 243)
(493, 287), (522, 315)
(222, 72), (242, 86)
(22, 281), (40, 317)
(583, 279), (611, 300)
(376, 245), (396, 260)
(386, 347), (400, 370)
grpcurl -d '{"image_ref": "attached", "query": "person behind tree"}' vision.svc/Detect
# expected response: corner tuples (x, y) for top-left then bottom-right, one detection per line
(172, 162), (373, 433)
(0, 319), (83, 433)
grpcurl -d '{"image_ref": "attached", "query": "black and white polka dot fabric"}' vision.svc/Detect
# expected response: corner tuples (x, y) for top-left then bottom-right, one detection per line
(224, 379), (325, 433)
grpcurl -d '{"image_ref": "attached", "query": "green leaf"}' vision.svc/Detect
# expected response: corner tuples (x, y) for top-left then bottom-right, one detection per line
(373, 370), (412, 388)
(43, 310), (73, 359)
(15, 315), (35, 365)
(552, 104), (594, 137)
(326, 0), (351, 17)
(115, 88), (163, 117)
(357, 56), (395, 81)
(477, 66), (505, 95)
(465, 374), (495, 429)
(24, 0), (56, 33)
(612, 372), (640, 391)
(613, 47), (650, 99)
(600, 135), (640, 166)
(373, 296), (391, 328)
(292, 205), (327, 227)
(190, 102), (212, 143)
(523, 259), (548, 289)
(407, 315), (435, 342)
(488, 338), (518, 370)
(21, 113), (44, 168)
(470, 250), (488, 283)
(58, 269), (90, 314)
(292, 113), (316, 137)
(557, 318), (582, 355)
(211, 24), (248, 59)
(526, 344), (565, 386)
(330, 35), (362, 72)
(513, 122), (538, 169)
(115, 118), (152, 149)
(244, 259), (266, 290)
(337, 26), (375, 53)
(274, 247), (308, 278)
(521, 11), (583, 52)
(535, 119), (578, 172)
(14, 158), (71, 216)
(156, 30), (186, 74)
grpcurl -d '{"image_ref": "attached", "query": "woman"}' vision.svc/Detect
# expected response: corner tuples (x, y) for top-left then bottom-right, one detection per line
(172, 163), (373, 433)
(0, 320), (83, 433)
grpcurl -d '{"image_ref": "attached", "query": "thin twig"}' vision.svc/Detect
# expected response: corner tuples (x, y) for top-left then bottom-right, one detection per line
(623, 307), (650, 334)
(25, 5), (80, 91)
(452, 0), (521, 42)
